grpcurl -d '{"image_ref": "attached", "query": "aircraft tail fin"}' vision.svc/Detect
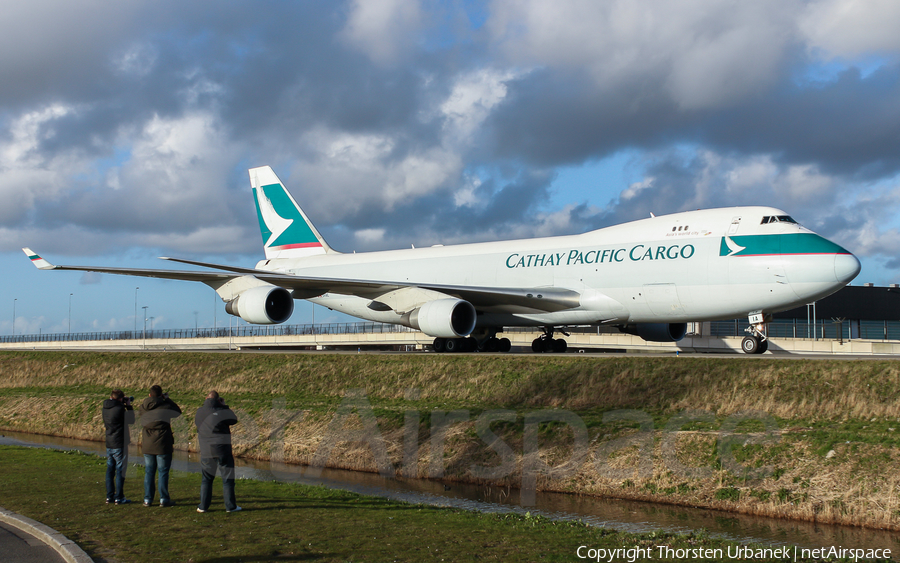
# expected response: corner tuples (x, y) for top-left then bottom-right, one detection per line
(249, 166), (338, 260)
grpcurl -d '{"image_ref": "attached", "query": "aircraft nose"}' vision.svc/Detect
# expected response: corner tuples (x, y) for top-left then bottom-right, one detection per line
(834, 253), (861, 284)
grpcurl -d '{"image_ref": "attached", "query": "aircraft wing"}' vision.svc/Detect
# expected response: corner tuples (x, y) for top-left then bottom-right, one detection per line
(24, 249), (581, 314)
(23, 248), (241, 283)
(161, 256), (582, 312)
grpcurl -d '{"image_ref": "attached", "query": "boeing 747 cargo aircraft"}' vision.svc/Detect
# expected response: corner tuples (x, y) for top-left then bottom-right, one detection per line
(24, 166), (860, 354)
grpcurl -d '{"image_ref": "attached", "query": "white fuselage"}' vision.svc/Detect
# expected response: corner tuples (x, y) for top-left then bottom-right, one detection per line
(257, 206), (860, 329)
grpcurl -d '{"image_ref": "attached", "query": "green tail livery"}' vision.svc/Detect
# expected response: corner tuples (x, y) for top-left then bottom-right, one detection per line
(249, 166), (336, 260)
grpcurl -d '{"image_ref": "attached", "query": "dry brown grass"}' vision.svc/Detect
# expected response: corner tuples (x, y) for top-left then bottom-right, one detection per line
(3, 351), (900, 529)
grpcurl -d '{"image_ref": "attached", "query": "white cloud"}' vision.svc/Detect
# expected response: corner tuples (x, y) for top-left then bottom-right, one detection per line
(0, 104), (91, 223)
(440, 68), (522, 144)
(293, 127), (463, 217)
(620, 177), (655, 201)
(106, 111), (239, 219)
(355, 228), (386, 244)
(112, 42), (158, 76)
(487, 0), (797, 109)
(340, 0), (424, 65)
(140, 226), (253, 254)
(452, 175), (482, 207)
(1, 104), (71, 163)
(799, 0), (900, 59)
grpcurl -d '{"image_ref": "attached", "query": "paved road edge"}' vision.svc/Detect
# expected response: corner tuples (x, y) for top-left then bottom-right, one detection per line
(0, 506), (93, 563)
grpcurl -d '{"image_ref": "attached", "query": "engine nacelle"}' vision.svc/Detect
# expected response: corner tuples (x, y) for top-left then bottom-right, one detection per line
(618, 323), (687, 342)
(225, 286), (294, 324)
(409, 299), (476, 338)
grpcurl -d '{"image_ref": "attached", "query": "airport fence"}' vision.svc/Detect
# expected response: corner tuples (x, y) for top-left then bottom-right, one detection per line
(4, 318), (900, 345)
(0, 321), (417, 344)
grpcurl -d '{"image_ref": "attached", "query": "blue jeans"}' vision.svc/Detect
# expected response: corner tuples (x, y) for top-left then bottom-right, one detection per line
(143, 453), (173, 504)
(199, 453), (237, 511)
(106, 448), (127, 501)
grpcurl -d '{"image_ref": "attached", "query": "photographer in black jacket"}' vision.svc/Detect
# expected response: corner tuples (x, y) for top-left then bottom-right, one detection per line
(102, 389), (135, 504)
(194, 390), (240, 513)
(139, 385), (181, 507)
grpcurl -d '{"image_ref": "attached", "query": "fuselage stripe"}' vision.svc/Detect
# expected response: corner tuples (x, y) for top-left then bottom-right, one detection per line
(732, 252), (852, 257)
(269, 242), (323, 250)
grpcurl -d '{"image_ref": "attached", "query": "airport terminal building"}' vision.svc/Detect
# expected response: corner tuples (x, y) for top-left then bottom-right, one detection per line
(708, 284), (900, 341)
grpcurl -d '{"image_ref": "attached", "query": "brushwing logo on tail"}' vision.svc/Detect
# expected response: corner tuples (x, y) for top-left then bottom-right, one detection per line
(255, 187), (294, 249)
(250, 166), (333, 259)
(252, 183), (322, 251)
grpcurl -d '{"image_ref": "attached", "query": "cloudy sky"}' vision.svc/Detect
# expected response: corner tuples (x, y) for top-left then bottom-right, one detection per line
(4, 0), (900, 335)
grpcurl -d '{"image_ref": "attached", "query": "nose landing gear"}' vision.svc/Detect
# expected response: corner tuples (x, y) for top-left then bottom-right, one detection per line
(741, 312), (770, 354)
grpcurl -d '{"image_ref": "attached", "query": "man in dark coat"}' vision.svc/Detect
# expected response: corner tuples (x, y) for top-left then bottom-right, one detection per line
(194, 390), (240, 513)
(139, 384), (181, 507)
(102, 389), (135, 504)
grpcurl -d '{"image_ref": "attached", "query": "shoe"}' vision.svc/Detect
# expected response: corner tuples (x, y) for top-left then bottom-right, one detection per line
(143, 501), (152, 507)
(197, 508), (207, 513)
(106, 499), (114, 504)
(115, 498), (132, 505)
(160, 500), (176, 507)
(226, 506), (242, 513)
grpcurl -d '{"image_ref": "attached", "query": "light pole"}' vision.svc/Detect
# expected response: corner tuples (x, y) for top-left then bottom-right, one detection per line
(194, 311), (198, 331)
(134, 287), (139, 335)
(68, 293), (73, 334)
(12, 298), (16, 336)
(142, 305), (148, 349)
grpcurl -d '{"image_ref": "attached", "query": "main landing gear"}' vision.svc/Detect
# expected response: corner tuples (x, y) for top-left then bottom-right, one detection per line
(432, 329), (511, 353)
(532, 327), (568, 353)
(741, 312), (770, 355)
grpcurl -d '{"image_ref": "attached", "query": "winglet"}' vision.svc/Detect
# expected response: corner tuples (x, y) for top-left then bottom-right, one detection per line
(22, 248), (56, 270)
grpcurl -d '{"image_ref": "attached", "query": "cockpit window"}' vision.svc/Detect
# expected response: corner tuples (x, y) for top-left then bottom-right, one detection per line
(761, 215), (798, 225)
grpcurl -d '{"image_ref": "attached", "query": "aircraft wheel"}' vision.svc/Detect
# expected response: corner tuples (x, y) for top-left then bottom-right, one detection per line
(445, 338), (460, 353)
(498, 338), (511, 352)
(552, 338), (567, 353)
(486, 338), (500, 352)
(433, 338), (446, 353)
(758, 339), (769, 354)
(741, 336), (759, 354)
(532, 338), (544, 353)
(464, 337), (478, 352)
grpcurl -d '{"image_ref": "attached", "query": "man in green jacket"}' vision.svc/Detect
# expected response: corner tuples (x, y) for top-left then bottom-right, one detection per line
(139, 385), (181, 507)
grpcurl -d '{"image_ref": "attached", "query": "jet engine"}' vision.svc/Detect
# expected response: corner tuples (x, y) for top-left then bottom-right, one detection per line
(225, 286), (294, 324)
(409, 298), (477, 338)
(618, 323), (687, 342)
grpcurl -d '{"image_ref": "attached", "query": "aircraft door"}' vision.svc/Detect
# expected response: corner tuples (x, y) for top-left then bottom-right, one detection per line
(642, 283), (685, 317)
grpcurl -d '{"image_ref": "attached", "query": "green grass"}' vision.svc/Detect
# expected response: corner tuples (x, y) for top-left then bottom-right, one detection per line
(4, 351), (900, 531)
(1, 445), (751, 563)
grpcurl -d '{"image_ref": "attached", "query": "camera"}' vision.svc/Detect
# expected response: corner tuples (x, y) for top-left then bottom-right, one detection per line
(125, 396), (135, 404)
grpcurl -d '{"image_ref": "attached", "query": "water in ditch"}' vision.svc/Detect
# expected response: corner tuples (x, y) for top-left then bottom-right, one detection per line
(1, 429), (896, 552)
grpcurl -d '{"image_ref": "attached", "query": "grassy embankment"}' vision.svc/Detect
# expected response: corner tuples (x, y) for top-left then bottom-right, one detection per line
(1, 351), (899, 531)
(3, 445), (760, 563)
